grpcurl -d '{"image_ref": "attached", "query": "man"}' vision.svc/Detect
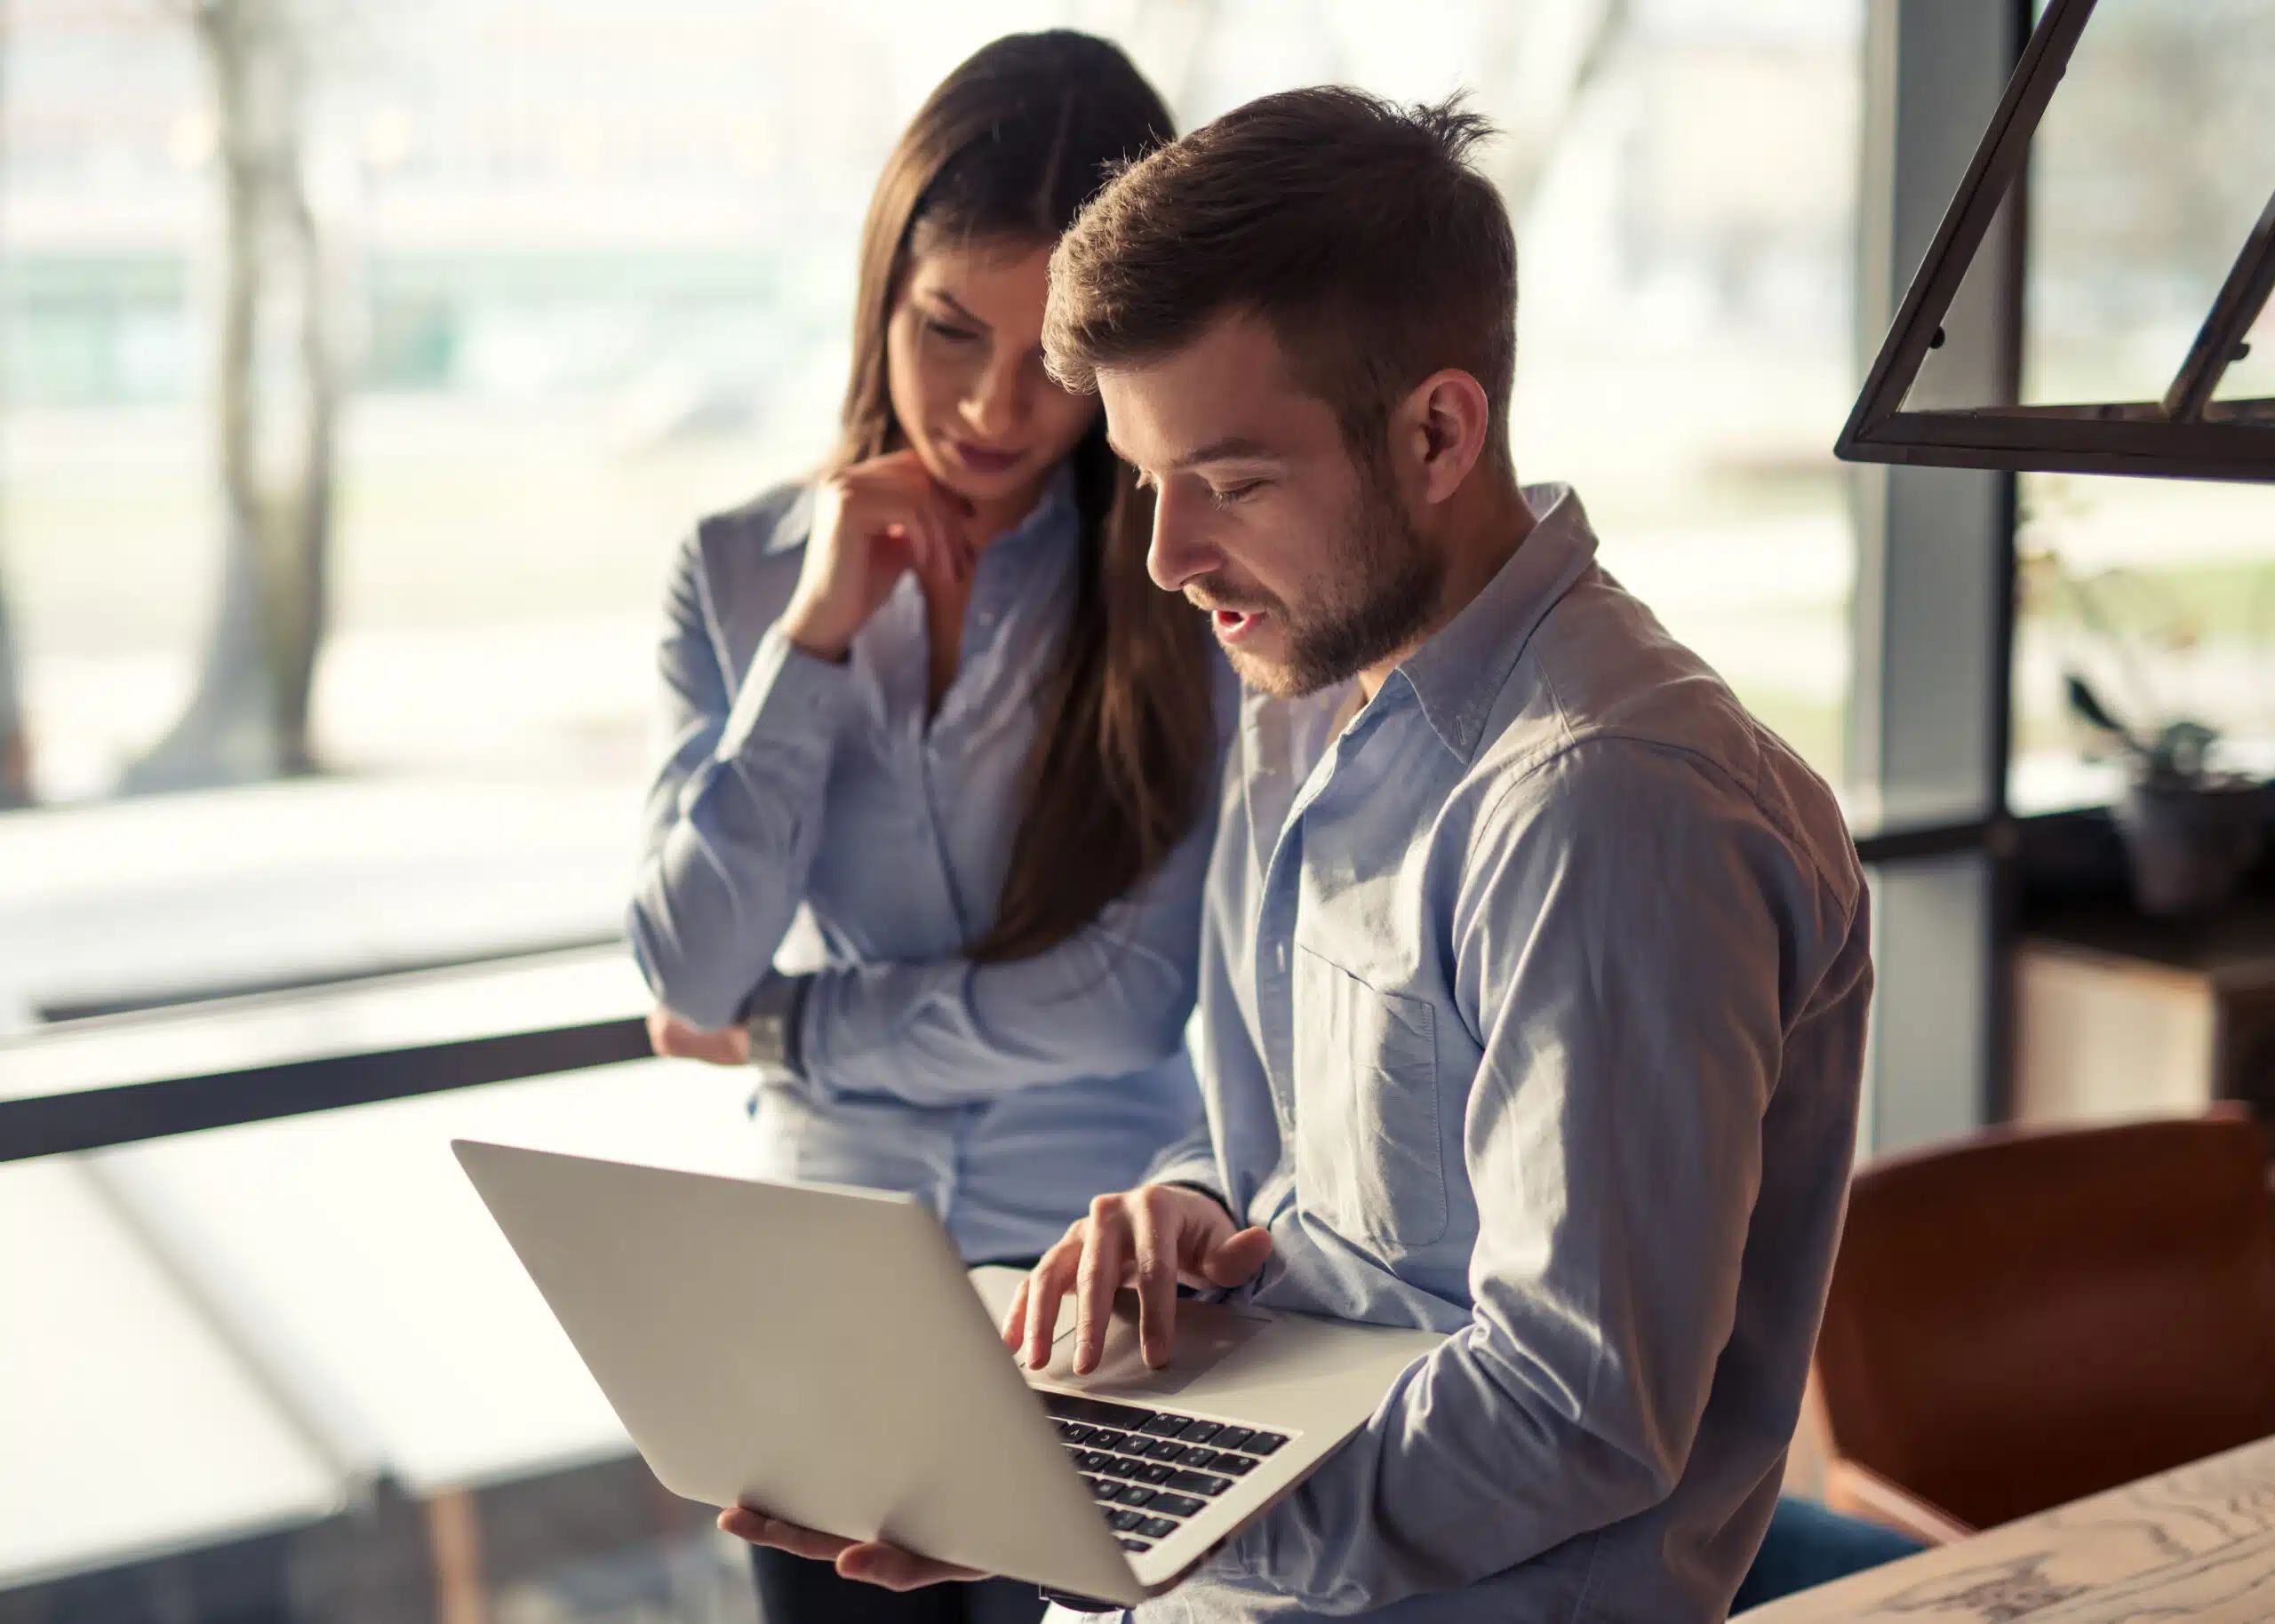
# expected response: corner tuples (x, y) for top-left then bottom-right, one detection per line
(726, 87), (1871, 1620)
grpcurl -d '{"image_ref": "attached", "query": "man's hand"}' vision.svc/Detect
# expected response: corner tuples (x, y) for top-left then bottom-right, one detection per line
(647, 1006), (750, 1067)
(1003, 1184), (1273, 1375)
(717, 1507), (982, 1590)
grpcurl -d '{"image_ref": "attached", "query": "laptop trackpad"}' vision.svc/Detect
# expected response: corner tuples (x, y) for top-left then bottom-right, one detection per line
(1031, 1291), (1269, 1399)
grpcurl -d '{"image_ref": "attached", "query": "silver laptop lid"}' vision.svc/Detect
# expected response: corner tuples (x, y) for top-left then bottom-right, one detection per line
(452, 1139), (1145, 1604)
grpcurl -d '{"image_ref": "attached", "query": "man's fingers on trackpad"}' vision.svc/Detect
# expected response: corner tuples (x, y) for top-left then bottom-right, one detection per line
(999, 1275), (1032, 1349)
(1023, 1271), (1072, 1367)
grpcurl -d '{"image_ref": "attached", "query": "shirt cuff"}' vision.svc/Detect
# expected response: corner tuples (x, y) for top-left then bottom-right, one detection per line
(718, 623), (855, 763)
(1153, 1182), (1225, 1224)
(1144, 1149), (1226, 1209)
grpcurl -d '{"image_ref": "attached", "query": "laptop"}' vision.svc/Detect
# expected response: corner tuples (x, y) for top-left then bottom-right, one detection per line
(453, 1140), (1445, 1607)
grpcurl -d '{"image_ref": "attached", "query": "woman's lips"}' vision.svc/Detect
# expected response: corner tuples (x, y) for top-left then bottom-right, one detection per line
(946, 438), (1024, 475)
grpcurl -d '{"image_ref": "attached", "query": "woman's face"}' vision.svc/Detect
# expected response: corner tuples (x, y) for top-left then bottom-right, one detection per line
(885, 235), (1096, 521)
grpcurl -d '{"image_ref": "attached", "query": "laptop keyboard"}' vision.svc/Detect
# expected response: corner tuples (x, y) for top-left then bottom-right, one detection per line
(1040, 1392), (1290, 1553)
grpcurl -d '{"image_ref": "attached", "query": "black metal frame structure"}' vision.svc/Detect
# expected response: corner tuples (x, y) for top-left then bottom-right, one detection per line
(1838, 0), (2275, 483)
(0, 1012), (651, 1164)
(1845, 0), (2032, 1154)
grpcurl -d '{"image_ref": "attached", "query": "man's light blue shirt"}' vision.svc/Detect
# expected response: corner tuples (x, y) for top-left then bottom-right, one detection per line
(1130, 485), (1872, 1621)
(629, 472), (1209, 1263)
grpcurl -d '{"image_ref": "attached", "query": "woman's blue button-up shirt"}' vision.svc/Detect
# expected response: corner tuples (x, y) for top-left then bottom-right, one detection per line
(630, 470), (1211, 1262)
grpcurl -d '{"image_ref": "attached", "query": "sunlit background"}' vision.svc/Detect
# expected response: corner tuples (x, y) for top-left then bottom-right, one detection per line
(2, 1), (2270, 1620)
(0, 0), (1866, 1023)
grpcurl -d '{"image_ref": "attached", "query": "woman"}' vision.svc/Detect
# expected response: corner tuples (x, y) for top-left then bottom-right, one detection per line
(627, 32), (1218, 1624)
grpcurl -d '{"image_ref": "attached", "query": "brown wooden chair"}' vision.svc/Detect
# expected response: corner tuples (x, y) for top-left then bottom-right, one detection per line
(1809, 1108), (2275, 1545)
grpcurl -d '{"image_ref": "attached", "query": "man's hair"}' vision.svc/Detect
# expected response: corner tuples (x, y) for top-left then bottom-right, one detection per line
(1046, 87), (1517, 469)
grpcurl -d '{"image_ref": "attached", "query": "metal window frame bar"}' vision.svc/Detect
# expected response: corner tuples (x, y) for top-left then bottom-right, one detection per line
(0, 819), (1981, 1167)
(1848, 0), (2030, 1156)
(2163, 187), (2275, 424)
(0, 1015), (651, 1164)
(1837, 0), (2275, 482)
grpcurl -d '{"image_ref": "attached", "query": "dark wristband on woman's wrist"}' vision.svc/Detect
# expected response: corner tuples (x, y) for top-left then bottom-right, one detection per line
(738, 973), (812, 1079)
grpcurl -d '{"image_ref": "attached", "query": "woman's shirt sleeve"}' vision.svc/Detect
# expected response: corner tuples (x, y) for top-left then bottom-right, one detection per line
(795, 808), (1212, 1103)
(797, 656), (1240, 1105)
(627, 521), (850, 1031)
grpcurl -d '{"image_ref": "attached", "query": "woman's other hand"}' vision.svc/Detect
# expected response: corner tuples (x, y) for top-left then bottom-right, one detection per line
(781, 450), (974, 661)
(648, 1006), (752, 1066)
(718, 1506), (984, 1590)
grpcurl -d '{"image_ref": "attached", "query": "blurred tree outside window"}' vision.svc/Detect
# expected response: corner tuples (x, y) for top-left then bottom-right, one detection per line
(130, 0), (338, 791)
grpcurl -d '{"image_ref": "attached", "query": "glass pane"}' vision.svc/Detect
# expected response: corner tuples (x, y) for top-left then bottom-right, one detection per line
(4, 5), (1864, 1611)
(2230, 294), (2275, 404)
(1, 0), (1863, 1035)
(0, 1155), (339, 1583)
(0, 1056), (760, 1613)
(2024, 0), (2275, 409)
(1173, 0), (1865, 781)
(1506, 1), (1862, 781)
(2010, 475), (2275, 813)
(2010, 0), (2275, 812)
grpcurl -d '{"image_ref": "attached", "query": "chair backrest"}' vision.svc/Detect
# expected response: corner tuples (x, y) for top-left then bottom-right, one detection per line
(1814, 1110), (2275, 1532)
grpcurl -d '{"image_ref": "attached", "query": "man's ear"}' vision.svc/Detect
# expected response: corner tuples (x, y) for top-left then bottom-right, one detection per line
(1399, 369), (1493, 506)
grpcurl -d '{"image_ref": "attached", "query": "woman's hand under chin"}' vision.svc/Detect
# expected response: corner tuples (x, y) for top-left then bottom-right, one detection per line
(780, 449), (975, 662)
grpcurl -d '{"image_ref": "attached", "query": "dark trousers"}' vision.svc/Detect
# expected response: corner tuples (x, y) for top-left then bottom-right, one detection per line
(750, 1547), (1047, 1624)
(1729, 1496), (1924, 1613)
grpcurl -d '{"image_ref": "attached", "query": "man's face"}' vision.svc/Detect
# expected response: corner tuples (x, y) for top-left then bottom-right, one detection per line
(1098, 313), (1442, 697)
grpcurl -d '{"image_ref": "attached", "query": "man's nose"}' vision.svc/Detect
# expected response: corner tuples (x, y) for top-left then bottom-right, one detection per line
(1145, 483), (1217, 593)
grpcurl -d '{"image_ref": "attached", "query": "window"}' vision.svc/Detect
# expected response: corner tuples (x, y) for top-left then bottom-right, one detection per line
(0, 2), (1865, 1613)
(0, 0), (1864, 1027)
(1507, 0), (1861, 777)
(2008, 0), (2275, 813)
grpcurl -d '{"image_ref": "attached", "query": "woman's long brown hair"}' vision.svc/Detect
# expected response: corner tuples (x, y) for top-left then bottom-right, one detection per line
(831, 32), (1217, 964)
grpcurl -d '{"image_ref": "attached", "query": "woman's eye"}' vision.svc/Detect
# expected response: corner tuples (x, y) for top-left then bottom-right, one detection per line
(923, 317), (981, 344)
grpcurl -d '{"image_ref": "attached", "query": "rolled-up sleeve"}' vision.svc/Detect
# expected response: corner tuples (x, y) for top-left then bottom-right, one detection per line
(800, 657), (1237, 1106)
(1141, 1119), (1225, 1203)
(628, 526), (851, 1031)
(1221, 742), (1805, 1612)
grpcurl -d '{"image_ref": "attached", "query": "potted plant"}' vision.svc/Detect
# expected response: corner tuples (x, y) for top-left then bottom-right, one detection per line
(2066, 673), (2266, 916)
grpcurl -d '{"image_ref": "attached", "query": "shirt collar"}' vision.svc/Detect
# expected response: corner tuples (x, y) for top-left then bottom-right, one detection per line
(1390, 482), (1600, 762)
(991, 459), (1080, 555)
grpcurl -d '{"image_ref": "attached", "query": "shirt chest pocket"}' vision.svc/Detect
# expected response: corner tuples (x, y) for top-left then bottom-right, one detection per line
(1290, 944), (1448, 1254)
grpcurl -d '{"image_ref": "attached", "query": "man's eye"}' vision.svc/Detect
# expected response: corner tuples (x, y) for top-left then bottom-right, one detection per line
(923, 317), (981, 344)
(1209, 480), (1265, 507)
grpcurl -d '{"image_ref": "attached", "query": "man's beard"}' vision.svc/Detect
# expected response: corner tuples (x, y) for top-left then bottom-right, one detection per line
(1215, 453), (1443, 699)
